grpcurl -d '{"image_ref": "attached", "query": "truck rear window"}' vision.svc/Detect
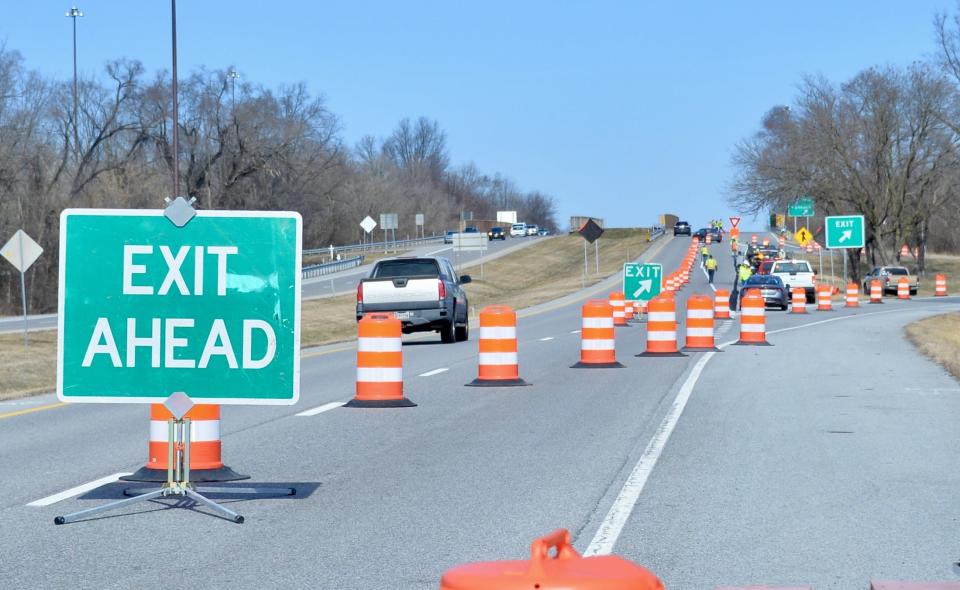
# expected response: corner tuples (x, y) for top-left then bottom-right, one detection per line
(372, 260), (439, 278)
(886, 267), (908, 275)
(774, 262), (811, 273)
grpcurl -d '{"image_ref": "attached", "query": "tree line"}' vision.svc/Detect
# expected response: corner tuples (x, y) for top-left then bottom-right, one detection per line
(0, 47), (558, 314)
(729, 9), (960, 279)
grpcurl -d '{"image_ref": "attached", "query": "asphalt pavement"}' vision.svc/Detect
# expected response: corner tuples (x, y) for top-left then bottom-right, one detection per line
(1, 234), (958, 589)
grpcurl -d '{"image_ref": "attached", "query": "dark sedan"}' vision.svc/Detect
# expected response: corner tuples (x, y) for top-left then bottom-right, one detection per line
(487, 226), (506, 240)
(738, 275), (789, 311)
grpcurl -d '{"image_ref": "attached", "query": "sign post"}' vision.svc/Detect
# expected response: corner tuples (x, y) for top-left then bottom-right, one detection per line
(1, 229), (43, 346)
(415, 213), (424, 239)
(623, 263), (662, 302)
(825, 214), (864, 282)
(577, 219), (604, 287)
(789, 197), (815, 234)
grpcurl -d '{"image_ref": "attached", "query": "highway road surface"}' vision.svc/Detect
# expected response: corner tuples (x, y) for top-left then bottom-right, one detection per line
(0, 233), (543, 335)
(1, 234), (958, 589)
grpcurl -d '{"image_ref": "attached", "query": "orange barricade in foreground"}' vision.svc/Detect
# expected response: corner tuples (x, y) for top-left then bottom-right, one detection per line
(440, 529), (664, 590)
(572, 299), (623, 368)
(714, 289), (731, 320)
(898, 276), (911, 300)
(467, 305), (529, 387)
(345, 312), (416, 407)
(845, 282), (859, 308)
(683, 294), (718, 351)
(737, 291), (770, 346)
(121, 404), (248, 483)
(935, 274), (948, 296)
(791, 287), (806, 314)
(870, 279), (883, 304)
(638, 294), (685, 357)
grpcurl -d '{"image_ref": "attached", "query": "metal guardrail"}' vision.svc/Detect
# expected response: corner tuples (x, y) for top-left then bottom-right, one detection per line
(301, 255), (364, 279)
(648, 226), (665, 241)
(304, 235), (442, 257)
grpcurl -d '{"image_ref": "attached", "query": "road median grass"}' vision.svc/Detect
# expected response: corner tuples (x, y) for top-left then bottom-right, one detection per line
(906, 312), (960, 382)
(0, 229), (655, 400)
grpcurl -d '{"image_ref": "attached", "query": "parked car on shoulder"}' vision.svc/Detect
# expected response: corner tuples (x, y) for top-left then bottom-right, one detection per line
(487, 226), (506, 240)
(673, 221), (691, 236)
(738, 275), (789, 311)
(862, 266), (919, 295)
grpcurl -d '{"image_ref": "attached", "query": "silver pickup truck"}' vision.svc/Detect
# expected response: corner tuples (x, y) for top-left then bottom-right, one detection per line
(356, 257), (472, 343)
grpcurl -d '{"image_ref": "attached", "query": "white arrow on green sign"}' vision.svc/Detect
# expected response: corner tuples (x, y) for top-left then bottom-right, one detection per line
(824, 215), (865, 249)
(623, 263), (662, 301)
(57, 209), (302, 405)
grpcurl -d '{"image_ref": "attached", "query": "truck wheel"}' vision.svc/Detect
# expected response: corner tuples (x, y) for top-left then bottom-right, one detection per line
(440, 320), (456, 343)
(455, 320), (469, 342)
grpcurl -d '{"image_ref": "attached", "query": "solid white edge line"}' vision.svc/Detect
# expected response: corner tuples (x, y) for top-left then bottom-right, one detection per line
(539, 336), (554, 341)
(570, 330), (581, 334)
(295, 401), (347, 417)
(418, 368), (449, 377)
(583, 352), (715, 556)
(27, 472), (133, 507)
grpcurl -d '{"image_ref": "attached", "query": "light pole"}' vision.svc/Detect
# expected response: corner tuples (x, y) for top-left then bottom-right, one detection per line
(170, 0), (180, 198)
(227, 69), (240, 110)
(65, 6), (83, 161)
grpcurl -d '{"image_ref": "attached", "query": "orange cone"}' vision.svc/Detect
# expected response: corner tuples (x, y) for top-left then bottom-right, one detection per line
(467, 305), (529, 387)
(609, 292), (628, 327)
(439, 529), (664, 590)
(935, 274), (948, 296)
(121, 404), (249, 483)
(845, 282), (859, 308)
(623, 300), (635, 323)
(714, 289), (731, 320)
(346, 312), (416, 407)
(683, 294), (718, 351)
(572, 299), (623, 368)
(816, 284), (833, 311)
(791, 287), (807, 314)
(897, 276), (911, 299)
(737, 291), (771, 345)
(869, 279), (883, 304)
(638, 294), (685, 357)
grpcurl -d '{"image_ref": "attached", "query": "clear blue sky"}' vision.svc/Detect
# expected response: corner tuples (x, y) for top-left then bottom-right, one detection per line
(0, 1), (950, 229)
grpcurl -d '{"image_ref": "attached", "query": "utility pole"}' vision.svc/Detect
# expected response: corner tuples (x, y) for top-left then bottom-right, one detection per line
(228, 69), (240, 110)
(65, 6), (83, 162)
(170, 0), (180, 198)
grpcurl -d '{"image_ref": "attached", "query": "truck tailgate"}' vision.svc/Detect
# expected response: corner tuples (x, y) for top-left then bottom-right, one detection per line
(361, 277), (439, 309)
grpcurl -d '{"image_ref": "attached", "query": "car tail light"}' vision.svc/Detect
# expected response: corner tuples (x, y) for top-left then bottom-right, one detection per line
(438, 279), (446, 299)
(356, 282), (363, 303)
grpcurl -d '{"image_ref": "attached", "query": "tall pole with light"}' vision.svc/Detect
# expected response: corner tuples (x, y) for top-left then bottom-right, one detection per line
(228, 69), (240, 110)
(65, 6), (83, 161)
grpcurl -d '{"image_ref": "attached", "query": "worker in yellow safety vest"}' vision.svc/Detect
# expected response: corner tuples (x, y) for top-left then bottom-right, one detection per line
(705, 255), (717, 284)
(737, 262), (752, 286)
(700, 244), (709, 263)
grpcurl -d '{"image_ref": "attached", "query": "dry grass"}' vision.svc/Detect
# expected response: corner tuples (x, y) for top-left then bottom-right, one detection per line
(0, 331), (57, 400)
(905, 312), (960, 382)
(0, 229), (653, 398)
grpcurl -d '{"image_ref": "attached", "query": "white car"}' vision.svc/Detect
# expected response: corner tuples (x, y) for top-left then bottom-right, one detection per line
(769, 259), (816, 303)
(526, 224), (539, 236)
(510, 223), (527, 237)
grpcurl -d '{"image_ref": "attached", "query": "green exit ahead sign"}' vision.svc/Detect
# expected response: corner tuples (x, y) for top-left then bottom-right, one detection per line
(825, 215), (865, 249)
(623, 263), (662, 302)
(57, 209), (302, 405)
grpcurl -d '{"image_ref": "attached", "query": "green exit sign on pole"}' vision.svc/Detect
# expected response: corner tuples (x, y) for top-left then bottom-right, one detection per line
(624, 263), (662, 301)
(824, 215), (865, 249)
(57, 209), (302, 405)
(788, 197), (815, 217)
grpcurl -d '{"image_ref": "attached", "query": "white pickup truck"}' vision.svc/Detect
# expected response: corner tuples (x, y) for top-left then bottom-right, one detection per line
(769, 259), (816, 303)
(356, 257), (472, 343)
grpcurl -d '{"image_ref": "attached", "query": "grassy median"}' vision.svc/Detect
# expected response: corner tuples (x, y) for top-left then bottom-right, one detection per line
(905, 312), (960, 381)
(0, 229), (653, 400)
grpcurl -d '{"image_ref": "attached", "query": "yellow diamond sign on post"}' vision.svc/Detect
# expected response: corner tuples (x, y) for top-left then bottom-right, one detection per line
(794, 226), (813, 246)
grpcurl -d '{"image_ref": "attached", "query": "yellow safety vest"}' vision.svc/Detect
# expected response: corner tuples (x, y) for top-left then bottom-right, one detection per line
(705, 258), (717, 270)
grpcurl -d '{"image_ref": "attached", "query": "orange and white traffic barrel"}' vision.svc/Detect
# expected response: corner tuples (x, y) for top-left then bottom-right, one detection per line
(439, 529), (664, 590)
(897, 276), (911, 300)
(346, 312), (416, 407)
(665, 276), (675, 292)
(845, 282), (859, 308)
(609, 292), (628, 327)
(623, 300), (635, 323)
(737, 291), (770, 346)
(638, 294), (685, 357)
(714, 289), (731, 320)
(683, 294), (718, 351)
(467, 305), (529, 387)
(816, 284), (833, 311)
(935, 274), (948, 296)
(705, 232), (712, 245)
(869, 279), (883, 304)
(791, 287), (807, 314)
(121, 403), (248, 483)
(751, 234), (757, 246)
(572, 299), (623, 368)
